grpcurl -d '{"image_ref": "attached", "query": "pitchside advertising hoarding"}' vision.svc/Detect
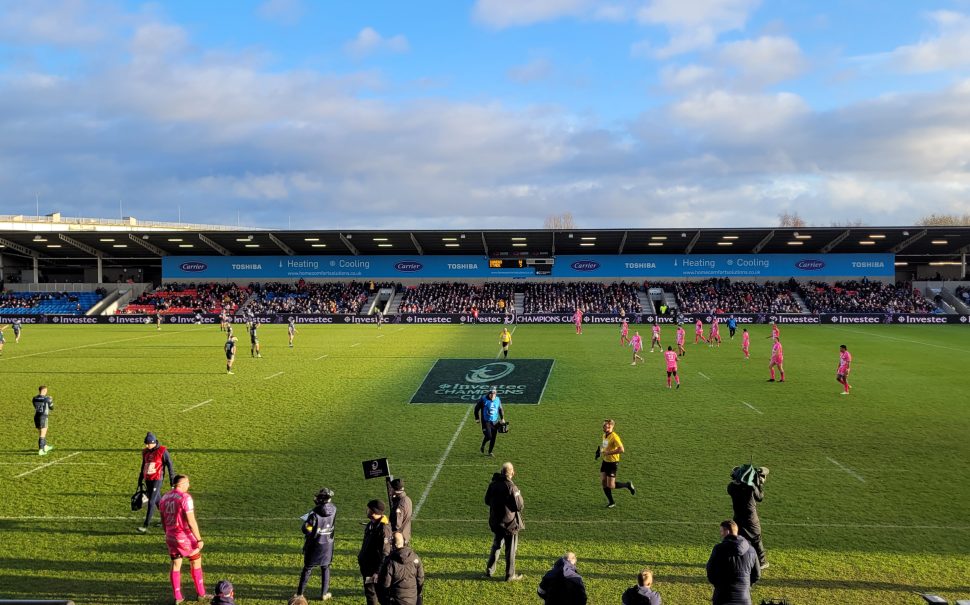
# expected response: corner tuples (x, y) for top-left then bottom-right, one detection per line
(162, 253), (896, 280)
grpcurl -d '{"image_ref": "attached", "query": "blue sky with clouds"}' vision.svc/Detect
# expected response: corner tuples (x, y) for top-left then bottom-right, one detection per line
(1, 0), (969, 229)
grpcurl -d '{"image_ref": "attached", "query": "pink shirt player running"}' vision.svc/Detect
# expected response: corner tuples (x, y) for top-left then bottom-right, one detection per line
(161, 489), (200, 557)
(742, 331), (750, 349)
(695, 320), (703, 334)
(621, 321), (629, 336)
(652, 325), (661, 340)
(631, 334), (642, 351)
(664, 350), (678, 370)
(676, 328), (685, 345)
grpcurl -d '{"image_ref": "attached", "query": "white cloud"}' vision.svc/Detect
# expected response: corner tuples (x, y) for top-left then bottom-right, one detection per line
(257, 0), (305, 25)
(638, 0), (761, 57)
(344, 27), (410, 59)
(669, 90), (809, 140)
(659, 63), (717, 90)
(718, 36), (807, 86)
(473, 0), (598, 28)
(508, 57), (554, 83)
(886, 11), (970, 73)
(0, 0), (122, 46)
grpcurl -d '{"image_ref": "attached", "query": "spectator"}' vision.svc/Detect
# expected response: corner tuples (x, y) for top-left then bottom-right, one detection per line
(358, 499), (392, 605)
(706, 520), (760, 605)
(378, 531), (424, 605)
(398, 282), (512, 314)
(484, 462), (524, 581)
(522, 282), (642, 314)
(799, 280), (934, 314)
(728, 466), (769, 568)
(537, 552), (587, 605)
(662, 279), (801, 314)
(211, 580), (236, 605)
(621, 568), (663, 605)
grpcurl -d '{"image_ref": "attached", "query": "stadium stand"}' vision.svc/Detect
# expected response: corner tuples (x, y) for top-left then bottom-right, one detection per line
(957, 286), (970, 305)
(658, 279), (802, 314)
(0, 290), (104, 315)
(397, 282), (513, 314)
(522, 281), (642, 314)
(245, 281), (381, 314)
(118, 283), (249, 315)
(798, 280), (934, 313)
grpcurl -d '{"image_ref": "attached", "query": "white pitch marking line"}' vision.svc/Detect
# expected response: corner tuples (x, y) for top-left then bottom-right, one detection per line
(264, 371), (284, 380)
(413, 405), (474, 519)
(351, 343), (361, 348)
(316, 354), (329, 360)
(698, 372), (711, 380)
(377, 334), (385, 339)
(826, 457), (866, 483)
(181, 399), (213, 413)
(836, 327), (970, 354)
(742, 401), (764, 415)
(14, 451), (82, 478)
(396, 327), (405, 332)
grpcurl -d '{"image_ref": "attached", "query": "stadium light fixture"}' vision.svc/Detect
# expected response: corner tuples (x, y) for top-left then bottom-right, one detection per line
(868, 234), (886, 239)
(894, 261), (908, 266)
(33, 235), (47, 242)
(245, 244), (260, 248)
(378, 244), (393, 248)
(168, 238), (183, 242)
(648, 242), (663, 246)
(99, 238), (115, 242)
(445, 243), (460, 247)
(787, 241), (803, 245)
(931, 240), (948, 245)
(373, 238), (389, 241)
(650, 236), (667, 240)
(717, 242), (733, 246)
(179, 244), (194, 248)
(47, 244), (62, 248)
(511, 237), (527, 241)
(236, 236), (253, 242)
(304, 237), (320, 242)
(512, 243), (527, 247)
(311, 244), (327, 248)
(794, 234), (812, 239)
(859, 240), (875, 245)
(442, 237), (458, 241)
(580, 243), (595, 247)
(581, 237), (596, 241)
(113, 244), (128, 248)
(722, 236), (739, 240)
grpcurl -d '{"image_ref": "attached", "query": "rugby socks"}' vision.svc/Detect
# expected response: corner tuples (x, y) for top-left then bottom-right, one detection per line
(603, 487), (614, 505)
(779, 371), (785, 382)
(190, 567), (205, 597)
(615, 481), (630, 491)
(39, 437), (46, 450)
(769, 368), (776, 380)
(170, 570), (182, 601)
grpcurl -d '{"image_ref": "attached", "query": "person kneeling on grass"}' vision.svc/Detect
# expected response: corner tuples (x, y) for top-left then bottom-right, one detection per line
(211, 579), (236, 605)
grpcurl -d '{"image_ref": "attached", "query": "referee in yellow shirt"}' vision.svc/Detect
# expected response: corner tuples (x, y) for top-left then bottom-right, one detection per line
(596, 419), (636, 508)
(499, 328), (512, 359)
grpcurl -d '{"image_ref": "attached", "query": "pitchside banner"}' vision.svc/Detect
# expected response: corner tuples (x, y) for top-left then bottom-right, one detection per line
(410, 359), (555, 404)
(162, 253), (895, 280)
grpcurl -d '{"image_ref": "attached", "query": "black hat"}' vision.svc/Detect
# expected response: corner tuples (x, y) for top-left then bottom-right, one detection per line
(144, 432), (158, 445)
(315, 488), (334, 504)
(367, 499), (385, 514)
(214, 579), (234, 597)
(390, 478), (404, 491)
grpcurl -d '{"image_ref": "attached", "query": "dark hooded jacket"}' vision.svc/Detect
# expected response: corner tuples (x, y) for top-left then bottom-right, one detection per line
(484, 472), (524, 534)
(621, 584), (663, 605)
(706, 534), (761, 605)
(389, 488), (413, 544)
(358, 515), (393, 577)
(378, 545), (425, 605)
(728, 481), (763, 530)
(537, 556), (587, 605)
(302, 502), (336, 566)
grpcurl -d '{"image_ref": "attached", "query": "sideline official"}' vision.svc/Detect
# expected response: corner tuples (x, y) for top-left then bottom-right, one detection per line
(387, 478), (413, 545)
(474, 387), (504, 457)
(378, 531), (425, 605)
(484, 462), (524, 582)
(136, 432), (175, 534)
(297, 488), (336, 600)
(359, 499), (392, 605)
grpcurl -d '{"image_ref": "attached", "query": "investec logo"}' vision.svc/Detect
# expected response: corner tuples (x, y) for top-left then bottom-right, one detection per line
(465, 362), (515, 383)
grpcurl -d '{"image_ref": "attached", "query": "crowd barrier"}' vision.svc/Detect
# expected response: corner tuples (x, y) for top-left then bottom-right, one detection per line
(1, 313), (968, 325)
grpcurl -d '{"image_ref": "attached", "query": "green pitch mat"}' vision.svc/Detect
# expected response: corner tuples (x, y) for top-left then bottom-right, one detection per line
(410, 358), (554, 404)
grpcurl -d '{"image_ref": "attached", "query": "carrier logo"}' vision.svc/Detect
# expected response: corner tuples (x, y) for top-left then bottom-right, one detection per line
(465, 362), (515, 384)
(395, 261), (423, 272)
(180, 262), (207, 272)
(570, 260), (600, 272)
(795, 259), (825, 271)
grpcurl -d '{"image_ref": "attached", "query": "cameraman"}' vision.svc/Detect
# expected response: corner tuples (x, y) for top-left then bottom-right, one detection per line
(728, 465), (768, 568)
(474, 387), (504, 457)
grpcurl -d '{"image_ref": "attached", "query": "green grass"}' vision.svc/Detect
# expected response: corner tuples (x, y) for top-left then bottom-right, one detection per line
(0, 323), (968, 605)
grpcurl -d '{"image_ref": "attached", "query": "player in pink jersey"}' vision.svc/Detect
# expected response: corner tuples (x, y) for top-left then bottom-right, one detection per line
(836, 344), (852, 394)
(663, 346), (681, 389)
(574, 308), (583, 334)
(649, 323), (661, 352)
(741, 328), (750, 359)
(694, 318), (708, 344)
(629, 331), (644, 365)
(709, 318), (721, 348)
(768, 336), (785, 382)
(766, 321), (780, 341)
(160, 475), (209, 603)
(620, 319), (630, 346)
(675, 324), (686, 356)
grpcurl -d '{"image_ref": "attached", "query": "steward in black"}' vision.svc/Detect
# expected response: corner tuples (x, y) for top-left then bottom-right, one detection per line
(378, 533), (425, 605)
(484, 464), (524, 581)
(359, 500), (393, 605)
(706, 532), (760, 605)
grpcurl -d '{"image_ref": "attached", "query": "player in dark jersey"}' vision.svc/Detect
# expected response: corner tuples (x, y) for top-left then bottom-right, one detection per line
(12, 319), (22, 343)
(0, 327), (5, 356)
(136, 432), (175, 533)
(288, 317), (297, 348)
(155, 312), (163, 331)
(375, 308), (384, 329)
(32, 385), (54, 455)
(249, 321), (262, 358)
(225, 336), (237, 375)
(220, 312), (230, 332)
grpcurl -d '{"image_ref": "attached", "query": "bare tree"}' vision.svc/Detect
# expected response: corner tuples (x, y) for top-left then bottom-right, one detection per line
(778, 211), (806, 228)
(916, 213), (970, 226)
(543, 212), (577, 229)
(830, 219), (866, 227)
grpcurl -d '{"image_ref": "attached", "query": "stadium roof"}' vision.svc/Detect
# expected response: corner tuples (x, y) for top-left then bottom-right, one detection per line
(0, 227), (968, 260)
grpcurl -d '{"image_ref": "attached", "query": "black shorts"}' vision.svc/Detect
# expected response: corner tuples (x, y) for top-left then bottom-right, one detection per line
(34, 413), (48, 430)
(251, 337), (258, 345)
(600, 461), (618, 476)
(226, 352), (235, 360)
(502, 342), (510, 348)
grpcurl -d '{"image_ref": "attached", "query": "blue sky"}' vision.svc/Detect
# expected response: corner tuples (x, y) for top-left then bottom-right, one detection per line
(1, 0), (970, 228)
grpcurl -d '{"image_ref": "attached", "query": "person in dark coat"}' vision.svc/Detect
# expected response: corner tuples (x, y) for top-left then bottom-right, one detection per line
(706, 520), (761, 605)
(621, 568), (663, 605)
(211, 579), (236, 605)
(359, 499), (393, 605)
(537, 552), (587, 605)
(378, 532), (425, 605)
(728, 465), (769, 567)
(387, 478), (413, 545)
(484, 462), (524, 581)
(297, 488), (336, 600)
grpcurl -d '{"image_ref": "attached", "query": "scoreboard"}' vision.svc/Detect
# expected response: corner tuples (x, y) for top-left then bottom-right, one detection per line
(488, 259), (527, 269)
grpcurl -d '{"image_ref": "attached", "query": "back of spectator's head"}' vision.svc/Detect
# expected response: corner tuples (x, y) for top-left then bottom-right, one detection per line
(637, 568), (654, 587)
(720, 519), (738, 536)
(394, 532), (405, 549)
(288, 595), (309, 605)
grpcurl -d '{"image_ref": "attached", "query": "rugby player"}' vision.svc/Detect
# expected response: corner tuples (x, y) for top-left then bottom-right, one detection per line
(620, 318), (630, 346)
(768, 336), (785, 382)
(649, 323), (661, 353)
(12, 318), (22, 343)
(573, 307), (583, 334)
(159, 475), (209, 603)
(225, 335), (238, 375)
(249, 321), (262, 358)
(836, 344), (852, 395)
(32, 385), (54, 455)
(0, 326), (5, 355)
(499, 327), (512, 359)
(766, 321), (780, 340)
(675, 323), (686, 356)
(288, 317), (297, 348)
(629, 331), (644, 366)
(664, 346), (681, 389)
(709, 316), (721, 348)
(596, 419), (635, 508)
(156, 311), (163, 331)
(741, 328), (750, 360)
(375, 308), (384, 328)
(694, 318), (708, 344)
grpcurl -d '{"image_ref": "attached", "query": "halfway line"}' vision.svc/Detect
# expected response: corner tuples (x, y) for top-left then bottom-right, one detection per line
(264, 371), (284, 380)
(181, 399), (214, 413)
(742, 401), (764, 415)
(15, 451), (82, 479)
(698, 372), (711, 380)
(826, 456), (866, 483)
(414, 405), (474, 519)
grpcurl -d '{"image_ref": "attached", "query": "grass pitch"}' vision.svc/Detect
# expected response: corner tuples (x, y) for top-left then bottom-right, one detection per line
(0, 322), (968, 605)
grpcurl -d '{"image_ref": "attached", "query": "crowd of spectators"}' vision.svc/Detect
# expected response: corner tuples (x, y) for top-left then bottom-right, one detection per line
(397, 282), (513, 314)
(245, 281), (381, 314)
(121, 283), (250, 314)
(799, 280), (934, 314)
(956, 286), (970, 306)
(522, 282), (642, 314)
(661, 279), (802, 314)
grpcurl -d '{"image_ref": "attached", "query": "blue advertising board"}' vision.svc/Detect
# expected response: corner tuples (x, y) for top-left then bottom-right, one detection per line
(163, 253), (894, 280)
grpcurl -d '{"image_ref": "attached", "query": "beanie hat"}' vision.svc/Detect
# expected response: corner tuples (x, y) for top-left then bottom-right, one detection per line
(367, 499), (385, 514)
(144, 432), (158, 445)
(215, 579), (234, 597)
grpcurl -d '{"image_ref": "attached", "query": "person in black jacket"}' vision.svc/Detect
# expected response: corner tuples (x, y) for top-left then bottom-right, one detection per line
(484, 462), (524, 581)
(359, 499), (393, 605)
(387, 478), (413, 545)
(728, 465), (769, 567)
(621, 568), (663, 605)
(297, 488), (336, 600)
(537, 552), (587, 605)
(211, 579), (236, 605)
(378, 531), (425, 605)
(706, 520), (761, 605)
